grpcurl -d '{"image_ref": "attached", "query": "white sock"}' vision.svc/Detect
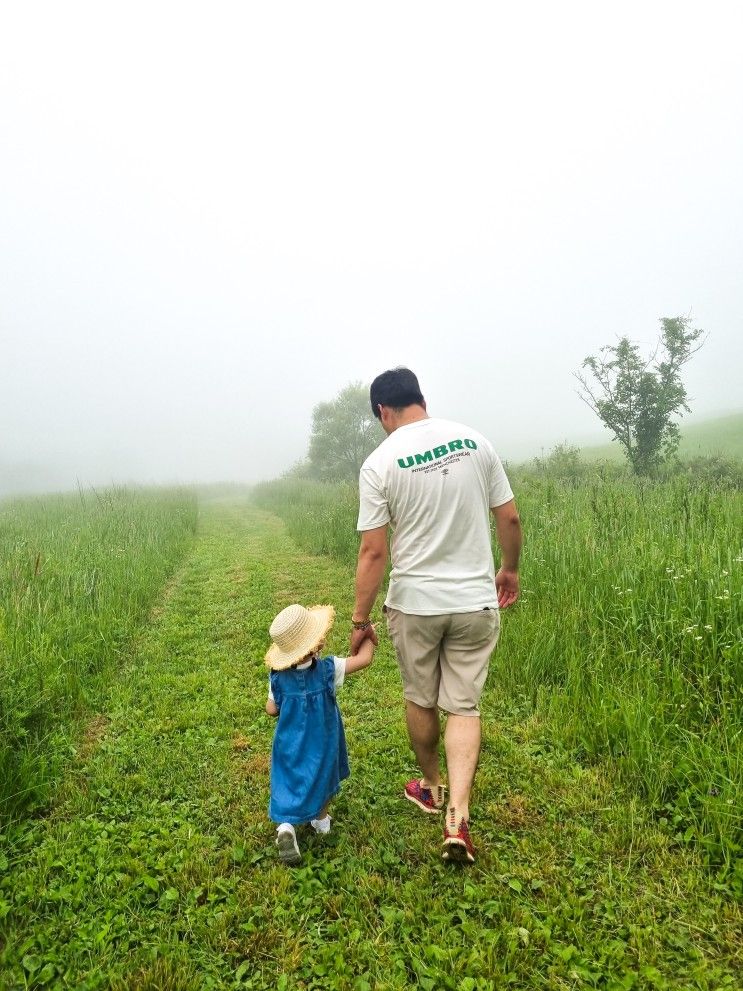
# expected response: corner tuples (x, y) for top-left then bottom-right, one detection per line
(311, 815), (331, 834)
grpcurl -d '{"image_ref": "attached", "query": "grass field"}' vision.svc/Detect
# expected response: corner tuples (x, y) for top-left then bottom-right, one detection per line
(0, 487), (197, 822)
(1, 497), (741, 989)
(0, 477), (743, 991)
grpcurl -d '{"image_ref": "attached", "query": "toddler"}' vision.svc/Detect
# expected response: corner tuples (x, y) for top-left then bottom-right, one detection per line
(265, 603), (375, 864)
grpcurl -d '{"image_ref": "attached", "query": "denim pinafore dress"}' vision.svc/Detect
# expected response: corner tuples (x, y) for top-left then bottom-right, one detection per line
(269, 656), (350, 824)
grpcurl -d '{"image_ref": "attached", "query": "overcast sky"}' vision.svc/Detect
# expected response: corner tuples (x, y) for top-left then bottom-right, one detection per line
(2, 1), (742, 491)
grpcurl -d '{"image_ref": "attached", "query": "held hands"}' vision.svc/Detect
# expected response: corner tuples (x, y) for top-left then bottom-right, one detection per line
(495, 567), (520, 609)
(350, 621), (378, 656)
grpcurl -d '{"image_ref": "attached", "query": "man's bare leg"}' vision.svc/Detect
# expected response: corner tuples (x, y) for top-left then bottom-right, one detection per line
(444, 714), (481, 823)
(405, 700), (442, 788)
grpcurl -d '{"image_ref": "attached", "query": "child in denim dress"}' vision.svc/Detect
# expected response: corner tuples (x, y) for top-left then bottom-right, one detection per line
(265, 603), (375, 865)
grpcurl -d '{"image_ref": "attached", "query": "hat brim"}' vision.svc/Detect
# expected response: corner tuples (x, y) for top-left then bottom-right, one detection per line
(265, 605), (335, 670)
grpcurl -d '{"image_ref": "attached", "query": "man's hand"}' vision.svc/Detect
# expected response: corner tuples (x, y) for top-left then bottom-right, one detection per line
(495, 567), (520, 608)
(350, 623), (379, 656)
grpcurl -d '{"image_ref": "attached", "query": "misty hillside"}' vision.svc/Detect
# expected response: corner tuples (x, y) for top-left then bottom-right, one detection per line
(575, 410), (743, 463)
(0, 461), (63, 498)
(2, 411), (741, 499)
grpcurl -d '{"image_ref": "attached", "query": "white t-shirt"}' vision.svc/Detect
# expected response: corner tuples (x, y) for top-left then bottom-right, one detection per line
(357, 417), (513, 615)
(267, 655), (346, 702)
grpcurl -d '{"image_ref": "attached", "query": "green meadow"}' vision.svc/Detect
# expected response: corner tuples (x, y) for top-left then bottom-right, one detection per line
(0, 488), (197, 820)
(0, 468), (741, 988)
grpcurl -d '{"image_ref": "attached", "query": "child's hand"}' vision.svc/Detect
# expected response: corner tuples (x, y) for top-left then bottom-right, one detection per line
(266, 699), (279, 717)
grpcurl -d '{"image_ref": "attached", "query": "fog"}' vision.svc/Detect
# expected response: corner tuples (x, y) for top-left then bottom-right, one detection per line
(2, 2), (742, 494)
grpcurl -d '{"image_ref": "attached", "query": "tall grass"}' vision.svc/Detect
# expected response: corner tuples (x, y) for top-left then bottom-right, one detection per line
(251, 471), (742, 867)
(0, 486), (197, 820)
(252, 478), (360, 559)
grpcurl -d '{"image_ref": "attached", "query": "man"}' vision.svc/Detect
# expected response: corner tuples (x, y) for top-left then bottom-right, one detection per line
(351, 367), (521, 864)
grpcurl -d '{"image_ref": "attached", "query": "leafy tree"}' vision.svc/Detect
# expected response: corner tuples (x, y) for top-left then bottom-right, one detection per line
(575, 316), (705, 475)
(307, 382), (380, 482)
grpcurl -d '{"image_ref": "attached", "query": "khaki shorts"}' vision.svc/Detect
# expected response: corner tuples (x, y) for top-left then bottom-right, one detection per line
(385, 607), (500, 716)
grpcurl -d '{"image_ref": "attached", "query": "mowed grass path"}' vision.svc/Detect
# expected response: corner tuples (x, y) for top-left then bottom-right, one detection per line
(1, 500), (740, 990)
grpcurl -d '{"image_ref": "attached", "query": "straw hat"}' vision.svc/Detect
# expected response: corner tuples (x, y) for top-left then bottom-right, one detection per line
(265, 603), (336, 671)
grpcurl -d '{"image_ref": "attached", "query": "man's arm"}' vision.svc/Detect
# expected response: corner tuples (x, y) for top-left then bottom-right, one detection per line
(351, 525), (388, 654)
(491, 499), (522, 608)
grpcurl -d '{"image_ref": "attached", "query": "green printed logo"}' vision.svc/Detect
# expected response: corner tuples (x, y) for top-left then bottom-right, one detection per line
(397, 438), (477, 469)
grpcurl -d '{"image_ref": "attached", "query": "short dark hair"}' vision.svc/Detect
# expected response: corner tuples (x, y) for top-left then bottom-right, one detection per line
(369, 367), (425, 419)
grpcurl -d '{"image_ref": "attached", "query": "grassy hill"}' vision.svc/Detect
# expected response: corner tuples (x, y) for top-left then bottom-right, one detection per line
(578, 411), (743, 462)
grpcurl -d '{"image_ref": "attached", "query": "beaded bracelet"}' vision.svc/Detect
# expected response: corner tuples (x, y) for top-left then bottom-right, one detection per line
(351, 619), (372, 630)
